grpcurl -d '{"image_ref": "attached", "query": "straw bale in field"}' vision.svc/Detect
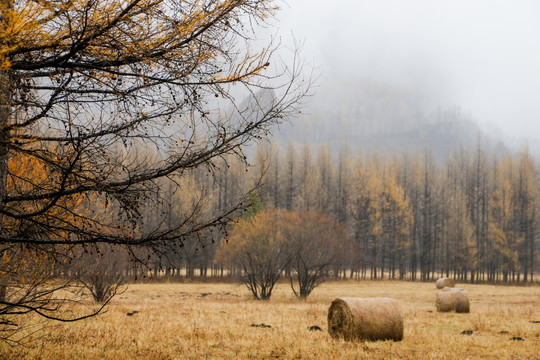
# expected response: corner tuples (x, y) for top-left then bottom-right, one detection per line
(436, 290), (470, 313)
(436, 277), (456, 289)
(443, 287), (464, 292)
(327, 297), (403, 342)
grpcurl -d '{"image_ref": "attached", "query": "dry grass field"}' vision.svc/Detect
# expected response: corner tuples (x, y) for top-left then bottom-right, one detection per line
(1, 280), (539, 359)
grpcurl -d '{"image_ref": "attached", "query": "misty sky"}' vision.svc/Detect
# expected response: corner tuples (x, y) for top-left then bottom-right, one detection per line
(274, 0), (540, 139)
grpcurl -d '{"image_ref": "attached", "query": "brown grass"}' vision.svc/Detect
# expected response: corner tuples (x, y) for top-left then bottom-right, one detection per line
(328, 297), (403, 341)
(1, 281), (539, 359)
(436, 277), (456, 289)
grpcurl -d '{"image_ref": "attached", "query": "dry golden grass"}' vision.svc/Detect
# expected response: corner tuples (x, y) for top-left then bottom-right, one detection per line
(1, 281), (539, 359)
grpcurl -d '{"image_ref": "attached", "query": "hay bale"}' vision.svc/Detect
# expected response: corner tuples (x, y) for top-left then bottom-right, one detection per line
(327, 297), (403, 341)
(436, 277), (456, 289)
(443, 287), (464, 292)
(436, 290), (470, 313)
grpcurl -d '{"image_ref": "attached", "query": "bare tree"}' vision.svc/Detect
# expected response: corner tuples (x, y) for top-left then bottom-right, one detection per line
(78, 245), (127, 303)
(0, 245), (110, 346)
(216, 209), (289, 300)
(282, 211), (353, 299)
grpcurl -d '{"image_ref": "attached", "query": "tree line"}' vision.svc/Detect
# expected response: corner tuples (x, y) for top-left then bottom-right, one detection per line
(146, 141), (538, 285)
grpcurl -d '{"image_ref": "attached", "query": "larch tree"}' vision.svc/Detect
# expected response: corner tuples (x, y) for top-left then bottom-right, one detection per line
(466, 139), (490, 282)
(514, 150), (537, 282)
(334, 143), (352, 224)
(297, 143), (316, 212)
(314, 144), (334, 214)
(447, 183), (477, 281)
(379, 163), (412, 280)
(282, 141), (297, 211)
(257, 143), (282, 208)
(354, 156), (382, 279)
(396, 152), (419, 280)
(0, 0), (309, 337)
(413, 149), (440, 281)
(489, 156), (520, 283)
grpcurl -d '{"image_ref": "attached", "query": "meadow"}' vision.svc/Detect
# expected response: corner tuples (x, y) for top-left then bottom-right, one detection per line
(1, 280), (539, 359)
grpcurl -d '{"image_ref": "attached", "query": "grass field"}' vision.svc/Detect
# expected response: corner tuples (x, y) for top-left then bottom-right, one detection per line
(1, 280), (539, 359)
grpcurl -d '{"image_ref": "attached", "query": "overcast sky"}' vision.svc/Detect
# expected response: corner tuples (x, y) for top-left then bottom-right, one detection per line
(273, 0), (540, 139)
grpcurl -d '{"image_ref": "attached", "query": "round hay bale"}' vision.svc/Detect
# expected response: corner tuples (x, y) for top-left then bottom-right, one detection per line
(443, 287), (464, 292)
(436, 290), (470, 313)
(327, 297), (403, 342)
(436, 277), (456, 289)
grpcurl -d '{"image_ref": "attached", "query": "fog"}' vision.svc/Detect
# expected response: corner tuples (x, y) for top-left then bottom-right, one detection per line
(273, 0), (540, 140)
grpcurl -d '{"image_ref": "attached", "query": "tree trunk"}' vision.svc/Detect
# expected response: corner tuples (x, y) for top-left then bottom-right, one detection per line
(0, 31), (13, 299)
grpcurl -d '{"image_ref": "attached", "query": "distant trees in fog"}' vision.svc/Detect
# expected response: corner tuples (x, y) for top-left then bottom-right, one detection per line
(52, 141), (539, 290)
(157, 140), (539, 285)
